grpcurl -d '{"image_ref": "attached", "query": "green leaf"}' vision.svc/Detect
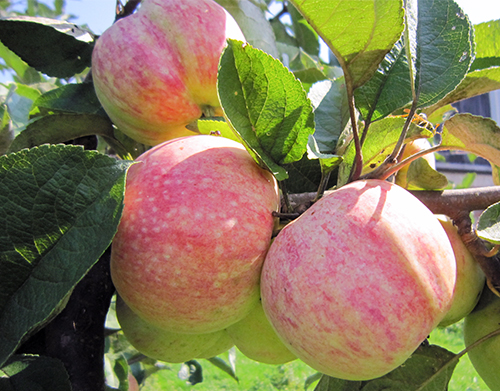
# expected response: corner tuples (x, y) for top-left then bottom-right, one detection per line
(0, 42), (41, 85)
(439, 113), (500, 169)
(283, 154), (332, 193)
(215, 0), (279, 57)
(0, 354), (71, 391)
(337, 117), (433, 186)
(290, 0), (405, 89)
(314, 344), (456, 391)
(0, 145), (132, 366)
(288, 3), (320, 57)
(33, 83), (106, 117)
(7, 113), (116, 154)
(206, 357), (239, 382)
(425, 19), (500, 114)
(354, 39), (413, 122)
(218, 39), (315, 181)
(477, 202), (500, 244)
(469, 20), (500, 72)
(308, 78), (350, 154)
(0, 16), (95, 78)
(191, 118), (241, 143)
(405, 158), (449, 190)
(406, 0), (473, 108)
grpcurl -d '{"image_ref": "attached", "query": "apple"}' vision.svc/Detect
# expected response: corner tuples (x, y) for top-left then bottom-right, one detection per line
(436, 215), (485, 327)
(128, 373), (140, 391)
(226, 300), (296, 365)
(395, 138), (436, 189)
(111, 135), (279, 334)
(196, 330), (234, 359)
(92, 0), (245, 146)
(464, 287), (500, 390)
(260, 179), (456, 381)
(116, 296), (224, 363)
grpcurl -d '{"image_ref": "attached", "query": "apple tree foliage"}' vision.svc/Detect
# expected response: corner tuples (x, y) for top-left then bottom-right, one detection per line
(2, 0), (500, 390)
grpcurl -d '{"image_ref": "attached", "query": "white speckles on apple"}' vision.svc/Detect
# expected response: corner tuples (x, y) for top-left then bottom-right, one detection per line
(225, 218), (238, 230)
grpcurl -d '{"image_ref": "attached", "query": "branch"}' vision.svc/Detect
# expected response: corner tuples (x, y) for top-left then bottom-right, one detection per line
(44, 248), (116, 391)
(287, 186), (500, 216)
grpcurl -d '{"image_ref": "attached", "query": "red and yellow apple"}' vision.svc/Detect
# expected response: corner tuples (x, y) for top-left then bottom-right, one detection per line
(261, 179), (456, 380)
(111, 135), (279, 334)
(226, 300), (296, 365)
(92, 0), (245, 146)
(436, 215), (485, 327)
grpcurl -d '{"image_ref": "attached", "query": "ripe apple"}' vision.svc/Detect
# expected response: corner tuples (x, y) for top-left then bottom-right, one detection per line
(116, 296), (224, 363)
(92, 0), (245, 146)
(464, 287), (500, 390)
(395, 138), (436, 189)
(261, 179), (456, 381)
(436, 215), (485, 327)
(226, 300), (296, 365)
(111, 135), (279, 334)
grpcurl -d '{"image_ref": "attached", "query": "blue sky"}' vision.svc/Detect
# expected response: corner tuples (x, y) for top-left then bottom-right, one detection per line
(63, 0), (500, 36)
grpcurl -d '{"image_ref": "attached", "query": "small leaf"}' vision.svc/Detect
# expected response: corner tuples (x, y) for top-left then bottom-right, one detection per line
(290, 0), (405, 89)
(206, 356), (239, 382)
(33, 83), (106, 116)
(477, 202), (500, 244)
(405, 158), (449, 190)
(308, 78), (350, 154)
(218, 39), (315, 181)
(0, 145), (132, 366)
(0, 354), (71, 391)
(439, 113), (500, 169)
(0, 16), (95, 78)
(192, 118), (241, 143)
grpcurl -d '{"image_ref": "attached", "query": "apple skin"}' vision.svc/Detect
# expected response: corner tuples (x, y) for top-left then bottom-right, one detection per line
(92, 0), (245, 146)
(111, 135), (279, 334)
(226, 300), (297, 365)
(464, 287), (500, 390)
(395, 138), (436, 189)
(261, 179), (456, 381)
(196, 330), (234, 359)
(436, 215), (485, 328)
(116, 296), (224, 363)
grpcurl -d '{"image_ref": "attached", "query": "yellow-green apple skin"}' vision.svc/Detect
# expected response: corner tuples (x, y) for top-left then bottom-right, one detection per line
(436, 215), (485, 327)
(111, 135), (279, 334)
(92, 0), (245, 146)
(395, 138), (436, 188)
(196, 330), (234, 359)
(226, 301), (296, 365)
(261, 179), (456, 381)
(116, 296), (224, 363)
(464, 287), (500, 390)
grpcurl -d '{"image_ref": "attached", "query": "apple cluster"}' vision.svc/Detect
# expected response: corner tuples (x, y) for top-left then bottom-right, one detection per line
(95, 0), (485, 382)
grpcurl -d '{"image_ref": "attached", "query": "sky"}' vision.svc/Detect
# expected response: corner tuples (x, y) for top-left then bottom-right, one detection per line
(62, 0), (500, 36)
